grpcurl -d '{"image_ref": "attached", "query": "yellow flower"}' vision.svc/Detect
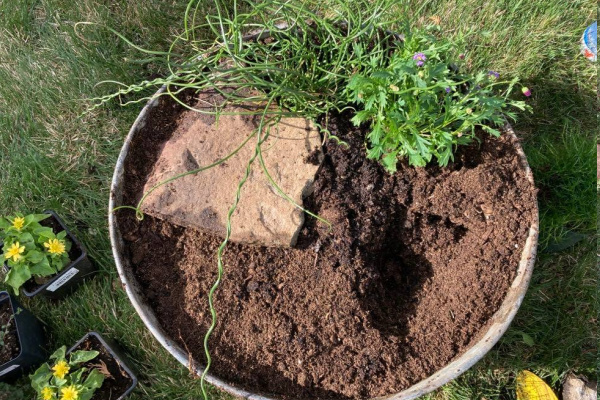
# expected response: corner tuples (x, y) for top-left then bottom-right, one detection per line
(12, 217), (25, 230)
(52, 360), (70, 379)
(60, 385), (79, 400)
(5, 242), (25, 262)
(44, 239), (66, 255)
(41, 386), (55, 400)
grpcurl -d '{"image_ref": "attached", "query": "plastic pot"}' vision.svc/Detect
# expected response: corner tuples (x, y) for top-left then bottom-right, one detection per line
(68, 332), (138, 400)
(21, 210), (97, 299)
(0, 291), (46, 382)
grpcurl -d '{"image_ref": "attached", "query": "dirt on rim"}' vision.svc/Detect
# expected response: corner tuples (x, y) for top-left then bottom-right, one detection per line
(116, 93), (537, 399)
(0, 299), (19, 366)
(71, 335), (134, 400)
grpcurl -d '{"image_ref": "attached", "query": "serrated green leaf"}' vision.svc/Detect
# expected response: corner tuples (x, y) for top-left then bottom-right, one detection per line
(437, 145), (452, 166)
(414, 134), (432, 157)
(481, 125), (501, 137)
(371, 71), (392, 80)
(382, 152), (398, 173)
(350, 110), (372, 126)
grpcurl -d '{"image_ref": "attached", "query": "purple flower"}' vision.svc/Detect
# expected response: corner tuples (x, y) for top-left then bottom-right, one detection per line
(488, 70), (500, 79)
(522, 86), (532, 97)
(413, 52), (426, 67)
(413, 52), (427, 61)
(445, 87), (451, 93)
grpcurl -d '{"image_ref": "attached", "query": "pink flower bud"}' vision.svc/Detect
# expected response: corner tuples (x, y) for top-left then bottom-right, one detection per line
(522, 87), (532, 97)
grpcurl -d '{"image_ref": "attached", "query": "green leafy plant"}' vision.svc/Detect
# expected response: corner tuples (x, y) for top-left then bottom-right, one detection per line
(346, 27), (530, 171)
(0, 214), (72, 295)
(30, 346), (105, 400)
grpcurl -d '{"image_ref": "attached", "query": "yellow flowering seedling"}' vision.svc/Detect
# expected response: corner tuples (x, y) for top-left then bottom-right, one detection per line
(0, 214), (72, 295)
(30, 346), (105, 400)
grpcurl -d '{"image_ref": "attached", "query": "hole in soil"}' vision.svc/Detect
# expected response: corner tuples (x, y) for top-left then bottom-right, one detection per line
(451, 223), (468, 241)
(358, 246), (433, 338)
(452, 140), (484, 170)
(427, 214), (442, 223)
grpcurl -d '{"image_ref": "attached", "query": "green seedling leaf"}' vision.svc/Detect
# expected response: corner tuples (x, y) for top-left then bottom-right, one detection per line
(18, 232), (34, 245)
(521, 332), (535, 347)
(5, 265), (32, 295)
(50, 346), (67, 361)
(83, 369), (105, 390)
(78, 390), (95, 400)
(34, 227), (55, 239)
(30, 364), (52, 392)
(26, 250), (45, 264)
(30, 258), (55, 277)
(69, 350), (100, 365)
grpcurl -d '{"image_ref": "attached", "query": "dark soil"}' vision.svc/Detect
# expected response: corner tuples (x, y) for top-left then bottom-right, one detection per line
(22, 214), (82, 292)
(0, 299), (19, 366)
(71, 336), (134, 400)
(117, 94), (537, 399)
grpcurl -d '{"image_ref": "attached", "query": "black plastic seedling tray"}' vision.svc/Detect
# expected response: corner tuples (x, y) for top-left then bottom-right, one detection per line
(0, 291), (46, 381)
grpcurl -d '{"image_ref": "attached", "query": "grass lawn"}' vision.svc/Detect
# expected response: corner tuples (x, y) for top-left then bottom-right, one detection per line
(0, 0), (596, 399)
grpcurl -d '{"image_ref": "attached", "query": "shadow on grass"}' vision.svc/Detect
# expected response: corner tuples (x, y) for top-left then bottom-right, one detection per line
(515, 75), (596, 249)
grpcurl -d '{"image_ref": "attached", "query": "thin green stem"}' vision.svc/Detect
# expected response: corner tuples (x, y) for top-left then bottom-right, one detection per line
(199, 98), (275, 400)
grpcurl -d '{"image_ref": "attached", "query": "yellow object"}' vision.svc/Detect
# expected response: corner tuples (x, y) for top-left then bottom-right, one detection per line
(60, 385), (79, 400)
(516, 371), (558, 400)
(52, 360), (70, 380)
(12, 217), (24, 230)
(44, 238), (66, 255)
(41, 386), (55, 400)
(5, 242), (25, 262)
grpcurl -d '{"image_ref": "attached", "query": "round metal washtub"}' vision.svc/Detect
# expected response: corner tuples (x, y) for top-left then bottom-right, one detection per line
(109, 86), (539, 400)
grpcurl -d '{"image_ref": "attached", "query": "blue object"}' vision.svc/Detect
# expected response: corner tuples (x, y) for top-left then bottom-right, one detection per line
(581, 21), (597, 61)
